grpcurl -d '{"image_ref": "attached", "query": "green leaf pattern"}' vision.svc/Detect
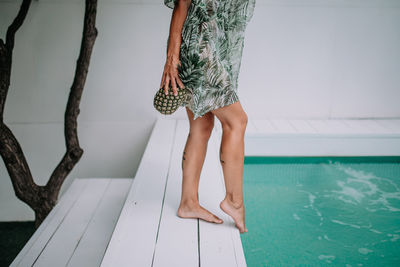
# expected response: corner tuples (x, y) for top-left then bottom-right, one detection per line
(164, 0), (256, 120)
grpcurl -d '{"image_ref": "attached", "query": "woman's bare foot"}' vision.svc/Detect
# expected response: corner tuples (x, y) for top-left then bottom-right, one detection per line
(220, 197), (248, 233)
(177, 201), (223, 224)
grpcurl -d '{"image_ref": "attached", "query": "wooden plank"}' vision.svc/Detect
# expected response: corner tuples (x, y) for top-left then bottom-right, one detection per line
(322, 119), (352, 134)
(11, 179), (89, 267)
(100, 119), (177, 267)
(289, 120), (317, 134)
(269, 119), (297, 133)
(245, 136), (400, 156)
(33, 178), (111, 266)
(306, 119), (400, 136)
(198, 130), (245, 267)
(342, 119), (378, 134)
(341, 119), (399, 135)
(307, 119), (331, 134)
(368, 120), (396, 134)
(305, 120), (319, 133)
(152, 120), (198, 267)
(246, 119), (400, 156)
(252, 120), (278, 134)
(339, 119), (367, 134)
(246, 120), (258, 135)
(375, 120), (400, 133)
(67, 178), (132, 267)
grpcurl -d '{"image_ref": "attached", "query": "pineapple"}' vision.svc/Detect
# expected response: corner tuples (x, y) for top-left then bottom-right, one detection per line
(153, 41), (206, 115)
(153, 86), (191, 115)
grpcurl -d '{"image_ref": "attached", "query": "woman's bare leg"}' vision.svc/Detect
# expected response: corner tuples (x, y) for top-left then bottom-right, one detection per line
(177, 107), (223, 224)
(210, 101), (248, 233)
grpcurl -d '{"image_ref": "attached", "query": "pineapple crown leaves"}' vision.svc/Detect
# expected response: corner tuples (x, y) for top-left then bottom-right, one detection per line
(193, 1), (211, 24)
(178, 51), (206, 93)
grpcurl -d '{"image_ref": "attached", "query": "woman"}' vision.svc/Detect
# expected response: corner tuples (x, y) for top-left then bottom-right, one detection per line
(160, 0), (255, 234)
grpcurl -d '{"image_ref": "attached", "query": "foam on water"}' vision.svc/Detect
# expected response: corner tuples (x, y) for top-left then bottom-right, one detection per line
(358, 248), (373, 255)
(331, 219), (361, 229)
(318, 254), (335, 263)
(332, 161), (400, 212)
(292, 213), (301, 220)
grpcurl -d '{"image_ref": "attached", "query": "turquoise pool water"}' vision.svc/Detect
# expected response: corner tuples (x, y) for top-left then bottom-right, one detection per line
(241, 157), (400, 267)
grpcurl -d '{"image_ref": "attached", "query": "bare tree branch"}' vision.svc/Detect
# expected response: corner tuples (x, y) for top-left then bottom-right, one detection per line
(0, 0), (98, 228)
(0, 0), (39, 207)
(46, 0), (98, 197)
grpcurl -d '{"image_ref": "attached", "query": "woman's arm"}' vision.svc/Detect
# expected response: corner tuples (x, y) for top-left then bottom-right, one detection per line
(160, 0), (192, 96)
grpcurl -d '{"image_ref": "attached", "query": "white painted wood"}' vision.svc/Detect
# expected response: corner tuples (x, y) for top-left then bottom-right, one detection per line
(306, 119), (374, 135)
(306, 119), (332, 134)
(341, 119), (379, 134)
(368, 120), (396, 133)
(245, 136), (400, 156)
(269, 119), (297, 133)
(321, 120), (350, 134)
(12, 178), (133, 267)
(340, 119), (369, 134)
(305, 120), (319, 133)
(252, 119), (279, 134)
(33, 179), (111, 266)
(100, 119), (177, 267)
(220, 118), (400, 154)
(289, 119), (317, 134)
(353, 120), (389, 134)
(10, 179), (88, 267)
(198, 129), (246, 267)
(220, 119), (400, 155)
(374, 120), (400, 133)
(67, 178), (132, 267)
(248, 119), (400, 136)
(246, 119), (258, 135)
(152, 119), (198, 267)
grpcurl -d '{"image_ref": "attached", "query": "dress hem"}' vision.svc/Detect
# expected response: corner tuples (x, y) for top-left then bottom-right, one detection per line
(188, 92), (240, 120)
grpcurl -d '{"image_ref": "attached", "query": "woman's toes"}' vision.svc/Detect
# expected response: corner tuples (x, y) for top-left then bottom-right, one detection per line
(212, 215), (223, 224)
(177, 203), (224, 224)
(201, 208), (223, 224)
(237, 222), (247, 233)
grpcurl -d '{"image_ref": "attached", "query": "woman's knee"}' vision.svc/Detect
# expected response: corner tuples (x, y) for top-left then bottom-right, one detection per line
(190, 116), (214, 138)
(221, 112), (248, 133)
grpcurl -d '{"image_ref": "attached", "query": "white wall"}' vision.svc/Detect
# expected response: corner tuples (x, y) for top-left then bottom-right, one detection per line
(0, 0), (399, 221)
(242, 0), (400, 119)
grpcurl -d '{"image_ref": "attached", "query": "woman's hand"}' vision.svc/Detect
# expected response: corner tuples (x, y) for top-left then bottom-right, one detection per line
(160, 0), (191, 96)
(160, 54), (185, 96)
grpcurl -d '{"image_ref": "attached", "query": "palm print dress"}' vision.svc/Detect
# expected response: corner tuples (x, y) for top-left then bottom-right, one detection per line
(164, 0), (256, 120)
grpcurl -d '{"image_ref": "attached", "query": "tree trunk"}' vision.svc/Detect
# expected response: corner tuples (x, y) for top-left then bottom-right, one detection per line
(0, 0), (98, 228)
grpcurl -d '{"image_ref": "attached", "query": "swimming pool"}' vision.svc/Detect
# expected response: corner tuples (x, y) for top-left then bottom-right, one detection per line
(241, 157), (400, 266)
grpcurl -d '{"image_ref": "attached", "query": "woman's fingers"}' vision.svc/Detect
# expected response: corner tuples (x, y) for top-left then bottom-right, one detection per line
(176, 76), (185, 90)
(164, 75), (170, 95)
(170, 77), (178, 96)
(160, 61), (185, 96)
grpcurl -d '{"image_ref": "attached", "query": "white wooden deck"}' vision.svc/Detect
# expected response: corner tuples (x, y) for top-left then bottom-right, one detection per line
(10, 178), (132, 267)
(100, 118), (246, 267)
(11, 118), (400, 267)
(215, 119), (400, 156)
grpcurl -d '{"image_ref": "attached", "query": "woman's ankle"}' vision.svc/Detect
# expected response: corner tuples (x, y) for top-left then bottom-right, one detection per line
(224, 194), (244, 209)
(180, 197), (199, 207)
